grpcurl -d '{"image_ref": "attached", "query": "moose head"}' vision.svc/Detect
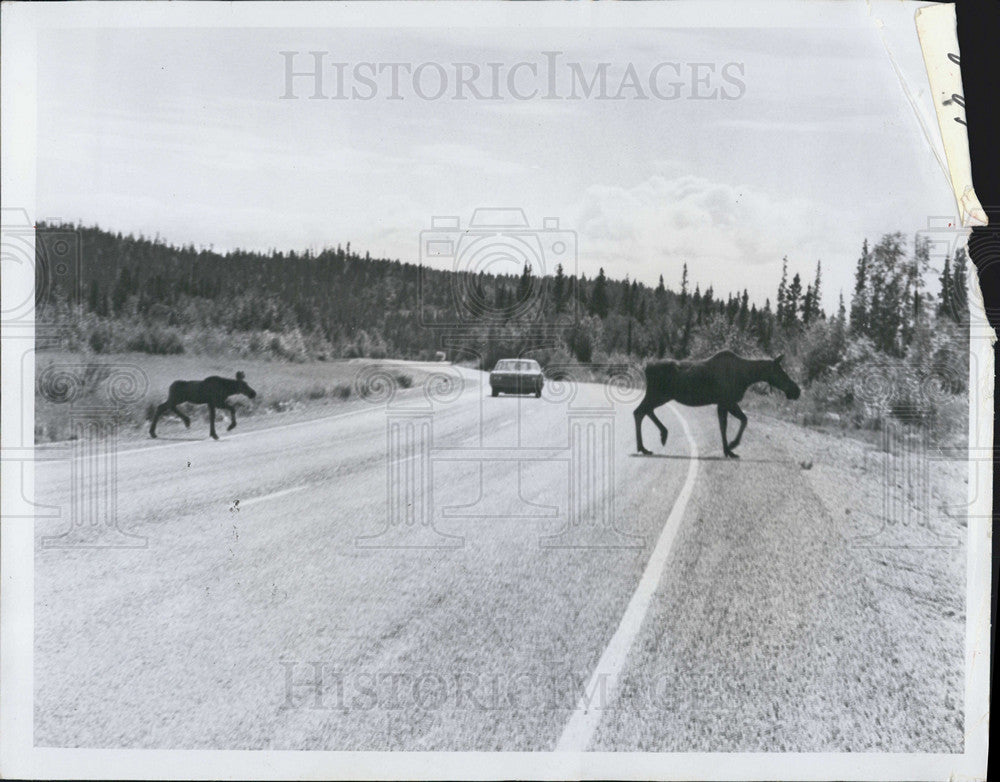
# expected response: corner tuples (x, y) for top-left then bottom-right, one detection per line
(235, 371), (258, 399)
(767, 355), (801, 400)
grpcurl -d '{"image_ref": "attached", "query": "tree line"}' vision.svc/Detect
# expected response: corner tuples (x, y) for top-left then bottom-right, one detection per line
(36, 222), (969, 385)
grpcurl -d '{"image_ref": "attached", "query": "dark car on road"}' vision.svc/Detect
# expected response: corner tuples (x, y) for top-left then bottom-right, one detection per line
(490, 358), (544, 398)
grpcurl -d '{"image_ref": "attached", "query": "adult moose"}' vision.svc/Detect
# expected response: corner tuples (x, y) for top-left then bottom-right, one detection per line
(149, 371), (257, 440)
(634, 350), (800, 458)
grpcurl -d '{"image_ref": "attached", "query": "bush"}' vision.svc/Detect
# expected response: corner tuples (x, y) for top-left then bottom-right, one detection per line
(87, 322), (114, 354)
(800, 320), (845, 383)
(344, 330), (389, 360)
(567, 323), (593, 364)
(125, 326), (185, 355)
(689, 314), (760, 359)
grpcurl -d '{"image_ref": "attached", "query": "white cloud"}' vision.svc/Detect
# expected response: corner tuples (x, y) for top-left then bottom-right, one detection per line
(569, 173), (851, 304)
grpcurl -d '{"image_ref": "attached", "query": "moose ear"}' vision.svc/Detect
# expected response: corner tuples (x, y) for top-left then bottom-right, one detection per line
(236, 371), (245, 381)
(774, 354), (784, 365)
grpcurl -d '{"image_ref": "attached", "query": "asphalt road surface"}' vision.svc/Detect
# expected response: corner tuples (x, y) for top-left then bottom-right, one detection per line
(34, 366), (965, 752)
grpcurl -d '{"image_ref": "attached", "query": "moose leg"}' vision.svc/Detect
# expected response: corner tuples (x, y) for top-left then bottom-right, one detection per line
(647, 407), (669, 446)
(224, 403), (238, 431)
(718, 405), (737, 458)
(171, 403), (191, 428)
(635, 395), (670, 454)
(208, 404), (219, 440)
(726, 403), (748, 453)
(634, 399), (653, 455)
(149, 402), (171, 438)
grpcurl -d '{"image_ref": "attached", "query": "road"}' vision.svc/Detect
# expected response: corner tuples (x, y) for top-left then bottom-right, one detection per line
(33, 366), (966, 752)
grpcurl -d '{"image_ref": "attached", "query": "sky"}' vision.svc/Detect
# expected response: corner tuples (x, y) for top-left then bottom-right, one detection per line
(34, 1), (958, 312)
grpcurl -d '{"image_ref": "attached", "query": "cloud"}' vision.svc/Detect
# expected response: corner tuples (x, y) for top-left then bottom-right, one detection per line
(568, 173), (850, 303)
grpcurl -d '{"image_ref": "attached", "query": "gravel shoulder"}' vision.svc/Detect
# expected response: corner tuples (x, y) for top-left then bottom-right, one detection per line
(592, 410), (967, 752)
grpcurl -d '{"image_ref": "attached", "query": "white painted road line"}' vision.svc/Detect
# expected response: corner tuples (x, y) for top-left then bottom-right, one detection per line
(555, 403), (700, 753)
(237, 485), (310, 509)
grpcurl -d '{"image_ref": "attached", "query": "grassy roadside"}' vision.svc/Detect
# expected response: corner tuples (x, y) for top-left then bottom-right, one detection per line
(541, 356), (968, 455)
(34, 352), (452, 443)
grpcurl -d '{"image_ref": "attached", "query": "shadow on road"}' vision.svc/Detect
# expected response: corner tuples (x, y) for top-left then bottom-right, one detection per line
(629, 453), (793, 465)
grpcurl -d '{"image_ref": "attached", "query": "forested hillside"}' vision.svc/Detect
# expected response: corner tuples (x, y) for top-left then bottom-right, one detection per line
(36, 222), (970, 439)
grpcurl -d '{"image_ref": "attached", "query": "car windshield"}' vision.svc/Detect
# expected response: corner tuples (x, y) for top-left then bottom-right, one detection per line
(495, 360), (537, 372)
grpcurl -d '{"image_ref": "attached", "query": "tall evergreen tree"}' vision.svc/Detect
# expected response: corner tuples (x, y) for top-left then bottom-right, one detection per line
(591, 268), (609, 318)
(786, 273), (803, 328)
(517, 262), (533, 304)
(953, 246), (969, 318)
(904, 235), (931, 339)
(553, 263), (566, 314)
(776, 256), (789, 324)
(833, 291), (847, 349)
(655, 274), (667, 316)
(802, 284), (815, 325)
(812, 260), (823, 319)
(738, 288), (750, 329)
(850, 239), (869, 335)
(937, 254), (953, 319)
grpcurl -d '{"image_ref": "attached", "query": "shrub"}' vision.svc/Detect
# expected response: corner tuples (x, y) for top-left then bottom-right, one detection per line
(264, 329), (308, 362)
(81, 362), (113, 390)
(799, 322), (842, 382)
(567, 324), (593, 364)
(125, 326), (185, 355)
(87, 322), (114, 354)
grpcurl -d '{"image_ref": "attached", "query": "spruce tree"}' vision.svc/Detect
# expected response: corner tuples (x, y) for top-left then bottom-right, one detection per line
(802, 284), (814, 325)
(786, 273), (803, 328)
(553, 263), (566, 314)
(937, 254), (953, 319)
(850, 239), (869, 336)
(952, 246), (969, 320)
(776, 256), (789, 324)
(591, 267), (609, 318)
(812, 260), (822, 318)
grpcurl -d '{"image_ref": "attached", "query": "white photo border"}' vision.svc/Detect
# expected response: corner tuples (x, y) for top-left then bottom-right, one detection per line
(1, 2), (990, 780)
